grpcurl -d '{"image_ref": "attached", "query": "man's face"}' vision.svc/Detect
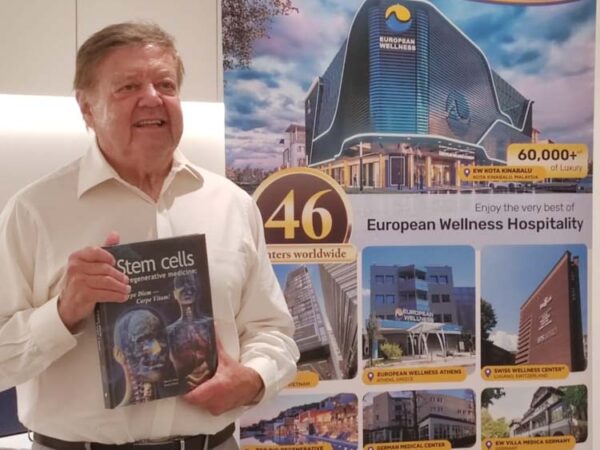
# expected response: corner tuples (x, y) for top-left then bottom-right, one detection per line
(77, 44), (183, 166)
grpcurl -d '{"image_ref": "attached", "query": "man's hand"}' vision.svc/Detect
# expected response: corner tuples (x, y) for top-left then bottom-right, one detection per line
(183, 343), (264, 415)
(58, 232), (130, 332)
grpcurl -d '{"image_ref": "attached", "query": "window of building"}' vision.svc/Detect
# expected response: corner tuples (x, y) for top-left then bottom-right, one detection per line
(375, 294), (385, 304)
(430, 275), (439, 283)
(442, 294), (451, 303)
(375, 275), (384, 284)
(431, 294), (440, 303)
(439, 275), (449, 284)
(434, 314), (442, 323)
(550, 405), (564, 423)
(385, 275), (394, 284)
(434, 424), (449, 439)
(386, 294), (395, 304)
(443, 314), (452, 323)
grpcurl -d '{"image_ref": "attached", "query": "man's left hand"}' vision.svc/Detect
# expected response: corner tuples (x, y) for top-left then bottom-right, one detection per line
(183, 344), (264, 415)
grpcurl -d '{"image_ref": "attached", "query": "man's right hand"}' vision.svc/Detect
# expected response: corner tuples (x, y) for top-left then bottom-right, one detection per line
(58, 232), (130, 332)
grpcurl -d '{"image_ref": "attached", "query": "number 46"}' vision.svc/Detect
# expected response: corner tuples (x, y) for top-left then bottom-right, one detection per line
(265, 189), (333, 240)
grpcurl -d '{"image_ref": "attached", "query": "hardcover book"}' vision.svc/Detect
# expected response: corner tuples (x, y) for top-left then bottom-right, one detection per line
(95, 234), (217, 408)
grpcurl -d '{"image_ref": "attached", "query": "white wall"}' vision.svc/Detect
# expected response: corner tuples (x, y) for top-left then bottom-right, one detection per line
(0, 0), (224, 188)
(0, 0), (221, 101)
(0, 0), (76, 96)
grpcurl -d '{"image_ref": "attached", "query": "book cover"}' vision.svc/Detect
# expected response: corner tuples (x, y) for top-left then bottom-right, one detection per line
(95, 234), (217, 408)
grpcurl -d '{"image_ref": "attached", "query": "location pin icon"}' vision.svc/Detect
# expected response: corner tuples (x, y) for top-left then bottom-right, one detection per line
(485, 368), (491, 377)
(367, 371), (374, 381)
(485, 440), (493, 449)
(464, 168), (471, 176)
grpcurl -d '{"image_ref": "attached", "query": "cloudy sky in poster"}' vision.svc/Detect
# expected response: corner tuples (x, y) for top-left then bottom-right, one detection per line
(224, 0), (596, 169)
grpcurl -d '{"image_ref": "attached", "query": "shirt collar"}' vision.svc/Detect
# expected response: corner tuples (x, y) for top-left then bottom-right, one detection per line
(77, 141), (203, 198)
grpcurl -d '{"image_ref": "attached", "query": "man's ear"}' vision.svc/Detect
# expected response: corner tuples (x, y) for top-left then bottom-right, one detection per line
(75, 90), (94, 129)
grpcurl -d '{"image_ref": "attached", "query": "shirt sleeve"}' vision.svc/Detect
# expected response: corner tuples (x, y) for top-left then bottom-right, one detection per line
(235, 198), (299, 402)
(0, 196), (77, 392)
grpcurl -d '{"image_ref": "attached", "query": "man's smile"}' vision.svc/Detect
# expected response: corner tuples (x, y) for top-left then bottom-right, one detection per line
(133, 119), (167, 128)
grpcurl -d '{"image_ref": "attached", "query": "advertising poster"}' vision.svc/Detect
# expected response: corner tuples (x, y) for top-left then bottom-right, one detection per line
(223, 0), (595, 449)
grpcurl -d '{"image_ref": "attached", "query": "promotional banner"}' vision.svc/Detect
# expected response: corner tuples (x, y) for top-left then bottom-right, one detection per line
(223, 0), (594, 448)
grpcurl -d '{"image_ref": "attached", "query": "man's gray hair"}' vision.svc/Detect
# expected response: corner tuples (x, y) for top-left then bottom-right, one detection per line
(74, 22), (184, 91)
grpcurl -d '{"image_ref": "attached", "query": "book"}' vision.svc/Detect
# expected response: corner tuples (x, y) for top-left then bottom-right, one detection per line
(94, 234), (217, 408)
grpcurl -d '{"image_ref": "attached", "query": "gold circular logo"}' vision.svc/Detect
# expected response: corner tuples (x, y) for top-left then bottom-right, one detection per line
(253, 168), (352, 244)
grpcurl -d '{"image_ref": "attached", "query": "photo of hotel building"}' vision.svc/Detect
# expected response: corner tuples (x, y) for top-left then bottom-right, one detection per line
(480, 246), (587, 370)
(305, 0), (533, 190)
(279, 264), (358, 379)
(515, 251), (586, 371)
(363, 390), (476, 447)
(320, 263), (359, 378)
(509, 386), (587, 442)
(482, 385), (587, 443)
(367, 263), (475, 366)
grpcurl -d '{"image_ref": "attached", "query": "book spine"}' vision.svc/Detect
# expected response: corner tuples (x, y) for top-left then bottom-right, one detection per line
(95, 305), (115, 408)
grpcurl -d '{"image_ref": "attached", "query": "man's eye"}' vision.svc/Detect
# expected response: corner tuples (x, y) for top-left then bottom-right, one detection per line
(118, 84), (136, 92)
(158, 81), (177, 92)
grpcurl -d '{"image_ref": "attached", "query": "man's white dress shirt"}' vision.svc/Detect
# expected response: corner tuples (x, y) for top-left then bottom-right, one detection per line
(0, 144), (298, 443)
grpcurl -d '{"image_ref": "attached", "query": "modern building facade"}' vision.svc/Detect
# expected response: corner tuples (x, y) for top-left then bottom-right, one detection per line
(319, 263), (358, 378)
(453, 286), (475, 336)
(283, 266), (343, 379)
(369, 264), (474, 359)
(305, 0), (533, 190)
(364, 391), (476, 444)
(515, 251), (586, 371)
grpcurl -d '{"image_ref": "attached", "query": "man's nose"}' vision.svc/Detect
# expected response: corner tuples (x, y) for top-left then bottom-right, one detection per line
(138, 83), (162, 107)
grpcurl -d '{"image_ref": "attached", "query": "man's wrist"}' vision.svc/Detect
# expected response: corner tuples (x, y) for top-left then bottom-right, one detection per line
(246, 368), (265, 405)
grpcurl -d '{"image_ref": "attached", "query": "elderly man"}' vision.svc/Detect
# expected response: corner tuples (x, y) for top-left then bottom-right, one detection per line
(0, 22), (298, 450)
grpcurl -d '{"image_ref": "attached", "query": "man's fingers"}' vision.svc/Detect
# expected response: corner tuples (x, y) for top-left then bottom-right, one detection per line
(103, 231), (120, 247)
(70, 260), (128, 281)
(183, 378), (215, 404)
(93, 288), (131, 303)
(70, 246), (115, 265)
(86, 275), (131, 295)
